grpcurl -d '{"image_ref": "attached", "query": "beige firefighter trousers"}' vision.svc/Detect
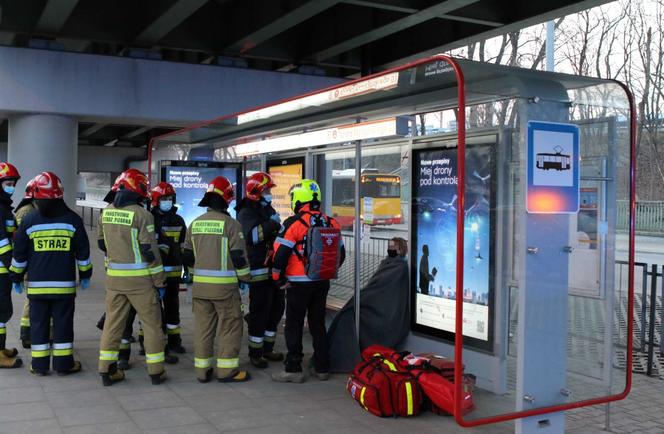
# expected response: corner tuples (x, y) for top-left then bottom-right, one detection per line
(193, 292), (243, 380)
(99, 288), (165, 375)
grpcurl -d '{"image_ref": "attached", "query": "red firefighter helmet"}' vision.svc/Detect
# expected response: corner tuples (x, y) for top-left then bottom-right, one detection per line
(150, 182), (176, 206)
(0, 162), (20, 182)
(115, 168), (149, 198)
(205, 176), (235, 203)
(24, 176), (38, 199)
(245, 172), (276, 201)
(33, 172), (64, 199)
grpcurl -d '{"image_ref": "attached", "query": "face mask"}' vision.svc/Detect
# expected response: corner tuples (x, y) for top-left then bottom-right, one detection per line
(387, 249), (398, 258)
(2, 186), (15, 196)
(262, 194), (273, 204)
(159, 200), (173, 212)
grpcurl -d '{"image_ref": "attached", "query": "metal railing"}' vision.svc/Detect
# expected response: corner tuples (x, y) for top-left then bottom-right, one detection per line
(615, 260), (663, 376)
(617, 200), (664, 234)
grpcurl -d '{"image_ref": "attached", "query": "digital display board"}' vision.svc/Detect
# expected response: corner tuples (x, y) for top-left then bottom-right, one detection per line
(267, 157), (304, 221)
(411, 145), (494, 352)
(161, 161), (242, 227)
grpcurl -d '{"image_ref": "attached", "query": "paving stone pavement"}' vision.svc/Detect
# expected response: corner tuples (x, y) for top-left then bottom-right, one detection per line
(0, 233), (662, 433)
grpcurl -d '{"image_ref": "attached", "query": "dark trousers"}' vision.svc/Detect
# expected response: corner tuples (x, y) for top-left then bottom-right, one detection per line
(30, 298), (75, 372)
(248, 279), (285, 358)
(0, 277), (12, 350)
(284, 280), (330, 373)
(119, 306), (137, 362)
(163, 280), (181, 343)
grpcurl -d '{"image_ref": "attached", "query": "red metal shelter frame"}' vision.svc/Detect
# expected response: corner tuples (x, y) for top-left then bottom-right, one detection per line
(147, 54), (637, 428)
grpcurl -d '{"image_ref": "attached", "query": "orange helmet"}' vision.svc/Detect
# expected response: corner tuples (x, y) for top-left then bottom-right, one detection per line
(0, 162), (20, 182)
(203, 176), (234, 203)
(245, 172), (276, 201)
(33, 172), (64, 199)
(150, 182), (176, 206)
(115, 169), (149, 198)
(24, 176), (38, 199)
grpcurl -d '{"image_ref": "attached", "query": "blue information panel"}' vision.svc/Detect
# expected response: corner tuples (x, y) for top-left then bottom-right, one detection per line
(527, 121), (580, 214)
(161, 161), (241, 227)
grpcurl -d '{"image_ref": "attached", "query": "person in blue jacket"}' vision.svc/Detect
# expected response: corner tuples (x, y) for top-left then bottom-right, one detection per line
(10, 172), (92, 376)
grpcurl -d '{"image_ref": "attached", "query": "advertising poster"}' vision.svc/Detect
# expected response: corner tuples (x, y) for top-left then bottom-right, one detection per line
(411, 146), (493, 348)
(164, 164), (240, 227)
(267, 159), (304, 221)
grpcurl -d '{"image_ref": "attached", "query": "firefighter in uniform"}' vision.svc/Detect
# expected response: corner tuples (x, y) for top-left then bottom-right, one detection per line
(182, 176), (252, 383)
(95, 175), (140, 371)
(236, 172), (285, 368)
(97, 169), (168, 386)
(151, 182), (187, 354)
(15, 176), (38, 349)
(0, 162), (22, 369)
(271, 180), (345, 383)
(10, 172), (91, 375)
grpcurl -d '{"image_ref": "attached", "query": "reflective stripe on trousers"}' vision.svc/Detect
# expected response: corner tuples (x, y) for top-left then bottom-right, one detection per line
(100, 350), (119, 361)
(195, 357), (213, 369)
(145, 352), (165, 364)
(217, 358), (239, 369)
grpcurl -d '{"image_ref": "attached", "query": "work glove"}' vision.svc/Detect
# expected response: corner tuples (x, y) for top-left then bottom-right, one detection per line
(181, 271), (193, 284)
(157, 287), (166, 300)
(12, 282), (24, 294)
(80, 279), (90, 290)
(239, 282), (249, 297)
(276, 278), (291, 291)
(270, 213), (281, 224)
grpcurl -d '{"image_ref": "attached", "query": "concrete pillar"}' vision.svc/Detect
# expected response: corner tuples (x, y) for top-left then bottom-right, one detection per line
(8, 114), (78, 208)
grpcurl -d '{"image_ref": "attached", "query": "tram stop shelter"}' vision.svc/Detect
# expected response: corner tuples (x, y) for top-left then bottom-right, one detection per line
(149, 55), (636, 434)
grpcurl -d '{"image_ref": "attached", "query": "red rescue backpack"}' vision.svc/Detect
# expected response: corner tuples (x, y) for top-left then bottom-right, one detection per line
(296, 212), (341, 280)
(346, 347), (422, 417)
(352, 345), (475, 417)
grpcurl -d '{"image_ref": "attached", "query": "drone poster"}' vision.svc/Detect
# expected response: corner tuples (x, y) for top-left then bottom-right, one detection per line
(411, 145), (493, 347)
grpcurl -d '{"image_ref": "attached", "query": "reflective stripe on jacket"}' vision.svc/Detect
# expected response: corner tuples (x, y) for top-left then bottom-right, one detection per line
(271, 204), (344, 282)
(183, 209), (250, 299)
(98, 204), (166, 291)
(10, 205), (91, 299)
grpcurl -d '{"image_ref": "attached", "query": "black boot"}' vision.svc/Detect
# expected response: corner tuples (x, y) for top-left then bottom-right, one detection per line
(263, 339), (284, 362)
(164, 345), (178, 364)
(167, 333), (186, 354)
(20, 323), (31, 349)
(150, 370), (167, 385)
(101, 363), (125, 386)
(197, 368), (213, 384)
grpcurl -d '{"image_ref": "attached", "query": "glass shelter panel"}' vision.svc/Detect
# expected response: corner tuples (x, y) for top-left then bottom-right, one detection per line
(151, 56), (634, 427)
(317, 143), (411, 310)
(455, 72), (631, 424)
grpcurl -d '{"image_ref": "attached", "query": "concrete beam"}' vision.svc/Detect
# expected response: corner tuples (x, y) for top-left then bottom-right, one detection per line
(342, 0), (502, 26)
(35, 0), (80, 33)
(380, 0), (612, 68)
(0, 46), (344, 125)
(122, 125), (154, 139)
(310, 0), (479, 61)
(226, 0), (339, 54)
(80, 123), (107, 137)
(78, 145), (146, 173)
(134, 0), (208, 46)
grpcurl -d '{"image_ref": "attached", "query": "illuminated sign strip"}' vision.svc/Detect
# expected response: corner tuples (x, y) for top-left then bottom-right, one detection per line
(233, 117), (405, 157)
(236, 72), (399, 125)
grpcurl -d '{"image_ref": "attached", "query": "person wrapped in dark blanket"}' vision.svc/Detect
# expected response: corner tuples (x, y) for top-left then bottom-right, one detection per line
(327, 237), (409, 372)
